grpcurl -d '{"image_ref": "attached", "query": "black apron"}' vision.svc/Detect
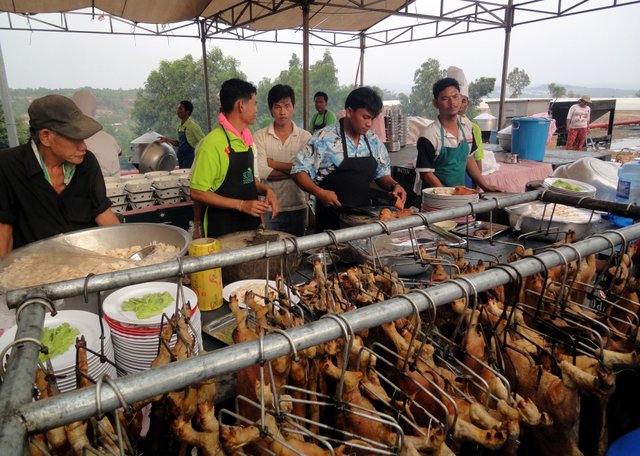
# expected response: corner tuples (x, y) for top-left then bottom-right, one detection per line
(315, 119), (377, 232)
(313, 112), (328, 131)
(204, 128), (260, 237)
(177, 129), (195, 169)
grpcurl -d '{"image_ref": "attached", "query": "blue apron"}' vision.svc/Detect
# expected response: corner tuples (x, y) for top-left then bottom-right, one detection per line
(177, 130), (195, 169)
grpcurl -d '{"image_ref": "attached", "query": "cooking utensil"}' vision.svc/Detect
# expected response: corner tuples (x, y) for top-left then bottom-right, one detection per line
(127, 244), (156, 261)
(139, 142), (178, 173)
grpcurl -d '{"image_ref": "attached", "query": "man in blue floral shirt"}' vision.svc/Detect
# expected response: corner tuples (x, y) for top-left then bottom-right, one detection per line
(292, 87), (406, 232)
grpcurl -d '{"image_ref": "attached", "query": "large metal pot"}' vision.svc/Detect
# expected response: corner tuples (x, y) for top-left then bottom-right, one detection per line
(473, 113), (497, 132)
(130, 131), (162, 165)
(139, 143), (178, 173)
(216, 229), (301, 283)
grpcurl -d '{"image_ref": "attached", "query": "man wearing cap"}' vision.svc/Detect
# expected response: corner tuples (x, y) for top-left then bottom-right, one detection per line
(0, 94), (120, 256)
(565, 96), (591, 151)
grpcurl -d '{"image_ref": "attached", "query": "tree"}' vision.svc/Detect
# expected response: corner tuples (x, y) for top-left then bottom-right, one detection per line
(131, 48), (245, 137)
(468, 77), (496, 116)
(402, 58), (446, 118)
(506, 67), (530, 98)
(636, 89), (640, 97)
(0, 103), (30, 149)
(548, 83), (567, 98)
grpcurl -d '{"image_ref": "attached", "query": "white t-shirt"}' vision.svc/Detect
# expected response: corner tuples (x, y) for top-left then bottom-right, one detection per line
(567, 104), (591, 129)
(254, 121), (312, 212)
(85, 131), (121, 177)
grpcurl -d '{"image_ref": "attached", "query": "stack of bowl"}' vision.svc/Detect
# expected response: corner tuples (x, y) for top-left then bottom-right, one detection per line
(123, 174), (155, 210)
(421, 187), (479, 222)
(104, 176), (127, 213)
(102, 282), (202, 376)
(151, 175), (181, 205)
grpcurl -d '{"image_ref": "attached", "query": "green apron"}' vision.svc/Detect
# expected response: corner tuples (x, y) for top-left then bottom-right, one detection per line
(434, 119), (470, 187)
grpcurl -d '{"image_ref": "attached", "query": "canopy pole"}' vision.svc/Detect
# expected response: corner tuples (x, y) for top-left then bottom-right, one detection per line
(0, 41), (18, 147)
(497, 0), (514, 130)
(200, 20), (212, 132)
(358, 33), (365, 87)
(302, 3), (310, 130)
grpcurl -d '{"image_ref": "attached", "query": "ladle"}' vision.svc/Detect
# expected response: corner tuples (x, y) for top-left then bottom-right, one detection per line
(127, 244), (156, 261)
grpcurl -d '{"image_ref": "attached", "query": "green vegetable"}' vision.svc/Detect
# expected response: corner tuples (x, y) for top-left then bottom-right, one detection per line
(552, 179), (584, 192)
(40, 323), (80, 362)
(121, 291), (173, 319)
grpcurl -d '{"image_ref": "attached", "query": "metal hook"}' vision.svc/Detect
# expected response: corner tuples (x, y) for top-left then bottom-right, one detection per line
(394, 294), (423, 370)
(320, 313), (354, 401)
(374, 220), (391, 235)
(416, 211), (430, 228)
(267, 328), (300, 362)
(94, 374), (129, 420)
(0, 338), (47, 382)
(15, 297), (55, 323)
(83, 273), (95, 304)
(412, 289), (438, 331)
(443, 279), (471, 346)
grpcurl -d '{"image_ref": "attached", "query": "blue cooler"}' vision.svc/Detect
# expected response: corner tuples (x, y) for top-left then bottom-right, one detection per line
(511, 117), (552, 161)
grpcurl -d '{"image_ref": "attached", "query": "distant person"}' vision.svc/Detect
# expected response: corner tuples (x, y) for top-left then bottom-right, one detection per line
(309, 91), (337, 132)
(254, 84), (312, 237)
(416, 77), (500, 192)
(158, 100), (205, 168)
(565, 95), (591, 151)
(292, 87), (406, 232)
(0, 94), (120, 256)
(190, 79), (279, 238)
(72, 90), (121, 177)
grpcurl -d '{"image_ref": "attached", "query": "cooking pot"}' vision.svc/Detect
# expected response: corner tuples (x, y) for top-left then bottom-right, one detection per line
(473, 113), (497, 132)
(139, 143), (177, 173)
(216, 229), (301, 283)
(498, 133), (512, 152)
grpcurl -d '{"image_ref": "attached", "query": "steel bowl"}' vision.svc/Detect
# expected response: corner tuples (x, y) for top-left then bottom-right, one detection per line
(139, 142), (177, 173)
(504, 202), (601, 241)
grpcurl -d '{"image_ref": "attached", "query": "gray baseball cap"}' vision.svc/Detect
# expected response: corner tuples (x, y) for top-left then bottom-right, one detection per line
(28, 94), (102, 140)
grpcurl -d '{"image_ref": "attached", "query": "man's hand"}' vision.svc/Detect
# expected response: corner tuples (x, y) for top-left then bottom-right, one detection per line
(316, 189), (341, 208)
(264, 189), (280, 218)
(240, 199), (271, 218)
(391, 184), (407, 206)
(483, 183), (502, 193)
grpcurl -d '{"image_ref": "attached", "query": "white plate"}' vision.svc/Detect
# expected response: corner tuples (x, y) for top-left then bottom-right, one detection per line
(0, 310), (106, 371)
(543, 177), (597, 195)
(103, 282), (198, 325)
(223, 280), (299, 306)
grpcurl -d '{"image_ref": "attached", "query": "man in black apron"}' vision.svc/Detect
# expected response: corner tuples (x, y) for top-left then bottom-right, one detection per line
(158, 100), (205, 169)
(292, 87), (407, 232)
(416, 77), (501, 192)
(190, 79), (279, 238)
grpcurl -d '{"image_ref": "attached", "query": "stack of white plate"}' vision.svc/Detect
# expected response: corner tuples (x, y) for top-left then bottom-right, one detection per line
(543, 177), (597, 198)
(102, 282), (202, 376)
(421, 187), (479, 222)
(0, 310), (117, 392)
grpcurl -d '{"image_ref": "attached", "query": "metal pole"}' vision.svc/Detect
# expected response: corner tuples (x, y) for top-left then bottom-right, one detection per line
(0, 298), (49, 454)
(540, 191), (640, 218)
(497, 0), (514, 130)
(6, 192), (541, 307)
(0, 40), (19, 147)
(302, 3), (310, 131)
(359, 33), (365, 87)
(13, 224), (640, 435)
(200, 20), (212, 132)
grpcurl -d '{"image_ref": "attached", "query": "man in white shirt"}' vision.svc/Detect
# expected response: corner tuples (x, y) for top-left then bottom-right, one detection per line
(254, 84), (312, 236)
(565, 95), (591, 151)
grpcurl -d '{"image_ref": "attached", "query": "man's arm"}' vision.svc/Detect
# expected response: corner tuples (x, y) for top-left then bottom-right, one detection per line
(375, 175), (407, 205)
(416, 136), (442, 188)
(566, 105), (576, 129)
(266, 158), (292, 181)
(255, 180), (280, 218)
(419, 171), (444, 188)
(157, 136), (178, 146)
(95, 208), (121, 226)
(292, 172), (340, 208)
(466, 155), (501, 192)
(0, 222), (13, 257)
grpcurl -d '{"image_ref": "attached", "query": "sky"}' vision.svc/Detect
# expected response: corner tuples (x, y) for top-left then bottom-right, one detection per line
(0, 4), (638, 94)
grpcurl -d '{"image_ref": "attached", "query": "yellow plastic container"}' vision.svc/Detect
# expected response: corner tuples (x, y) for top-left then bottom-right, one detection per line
(188, 238), (223, 311)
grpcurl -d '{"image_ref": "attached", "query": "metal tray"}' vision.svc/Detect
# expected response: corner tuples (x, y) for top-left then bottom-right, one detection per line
(452, 221), (510, 239)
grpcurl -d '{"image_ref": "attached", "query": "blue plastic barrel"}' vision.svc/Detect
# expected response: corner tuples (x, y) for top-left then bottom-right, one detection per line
(511, 117), (552, 161)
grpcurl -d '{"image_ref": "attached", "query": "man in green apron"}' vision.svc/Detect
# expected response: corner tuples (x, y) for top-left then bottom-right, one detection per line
(416, 77), (501, 192)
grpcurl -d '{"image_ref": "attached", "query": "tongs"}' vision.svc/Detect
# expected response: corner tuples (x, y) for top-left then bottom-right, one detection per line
(427, 224), (465, 245)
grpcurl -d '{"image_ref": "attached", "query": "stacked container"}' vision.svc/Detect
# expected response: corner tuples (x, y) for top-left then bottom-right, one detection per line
(104, 176), (127, 213)
(172, 169), (192, 201)
(151, 174), (181, 205)
(122, 174), (155, 210)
